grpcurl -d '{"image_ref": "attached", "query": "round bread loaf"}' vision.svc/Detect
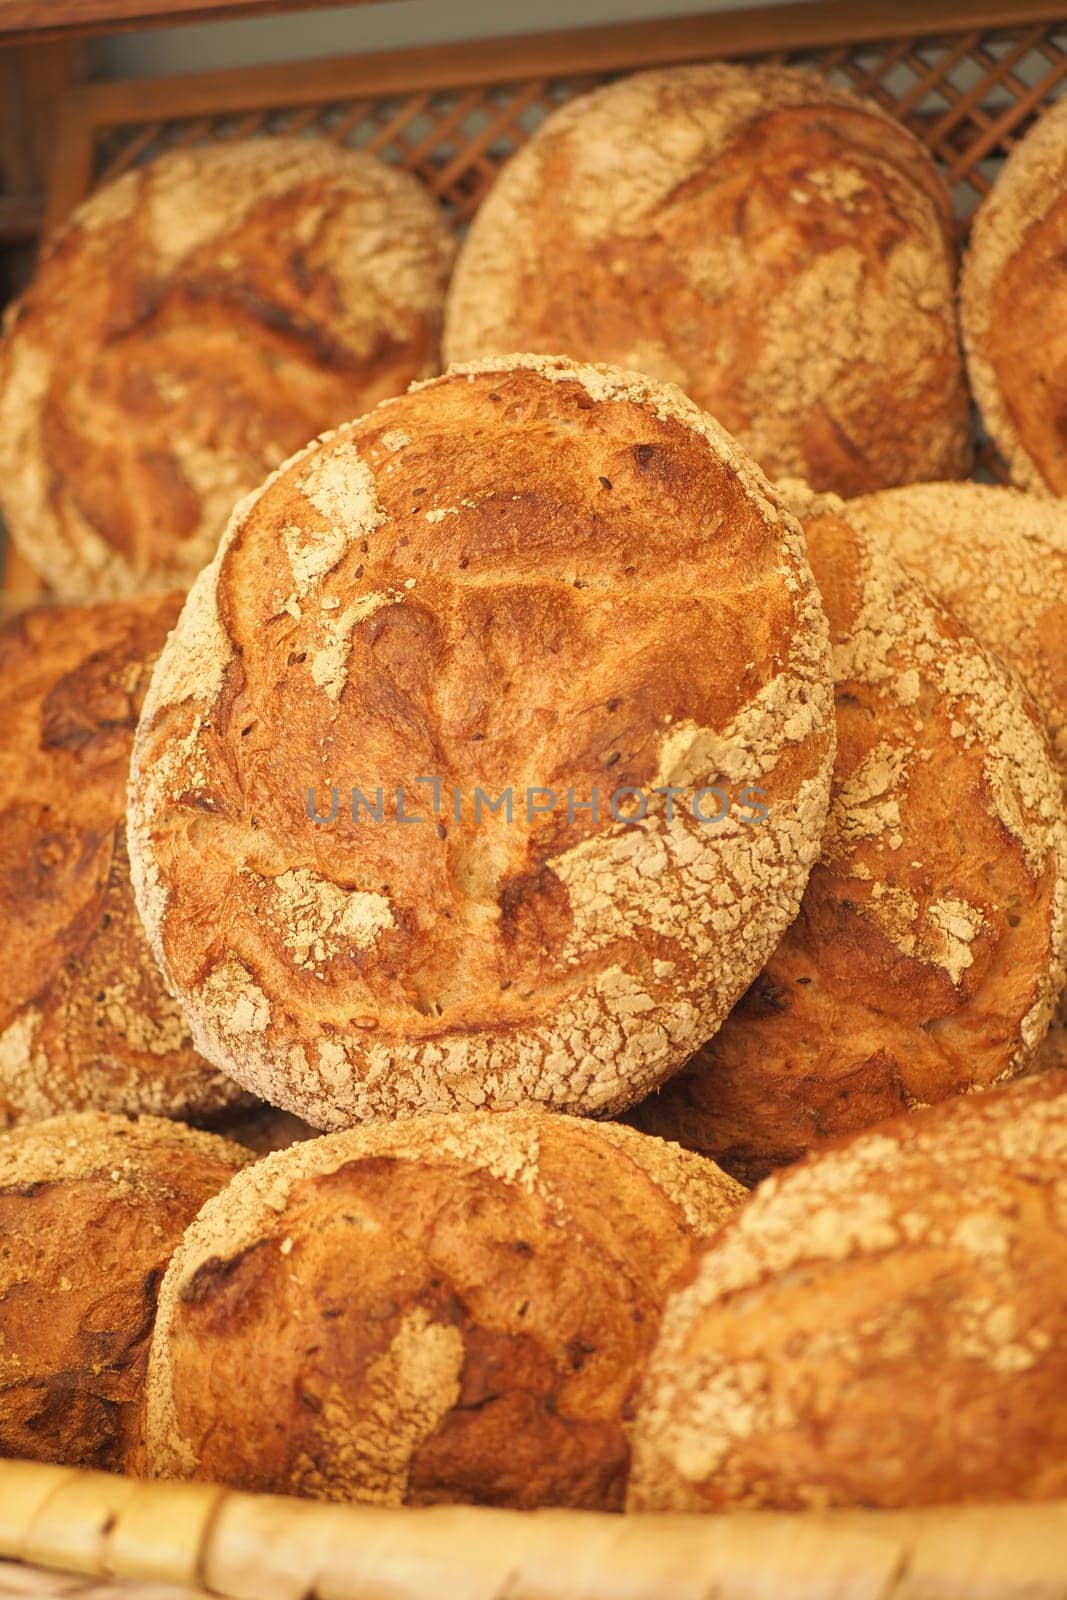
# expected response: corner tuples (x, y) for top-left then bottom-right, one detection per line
(626, 489), (1067, 1181)
(628, 1072), (1067, 1512)
(848, 480), (1067, 1074)
(445, 65), (970, 497)
(0, 138), (454, 598)
(144, 1107), (744, 1508)
(961, 96), (1067, 495)
(0, 597), (246, 1127)
(0, 1111), (247, 1471)
(127, 354), (835, 1127)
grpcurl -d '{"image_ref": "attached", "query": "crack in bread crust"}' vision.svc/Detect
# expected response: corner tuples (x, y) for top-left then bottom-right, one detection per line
(127, 354), (835, 1126)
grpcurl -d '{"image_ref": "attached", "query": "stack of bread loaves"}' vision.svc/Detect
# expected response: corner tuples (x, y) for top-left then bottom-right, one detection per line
(0, 61), (1066, 1526)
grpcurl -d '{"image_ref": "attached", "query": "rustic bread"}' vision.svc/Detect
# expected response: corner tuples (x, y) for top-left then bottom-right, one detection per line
(628, 1072), (1067, 1512)
(0, 597), (245, 1127)
(445, 64), (970, 497)
(626, 489), (1067, 1181)
(0, 138), (454, 599)
(144, 1107), (743, 1508)
(0, 1111), (247, 1471)
(127, 354), (835, 1127)
(848, 480), (1067, 1074)
(961, 96), (1067, 494)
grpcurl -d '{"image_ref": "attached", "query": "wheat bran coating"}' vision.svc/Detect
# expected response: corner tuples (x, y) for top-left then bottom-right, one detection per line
(849, 480), (1067, 1074)
(0, 138), (454, 598)
(144, 1107), (743, 1508)
(628, 1072), (1067, 1512)
(445, 64), (970, 497)
(0, 597), (245, 1127)
(126, 354), (835, 1127)
(961, 96), (1067, 495)
(627, 489), (1067, 1181)
(0, 1111), (247, 1471)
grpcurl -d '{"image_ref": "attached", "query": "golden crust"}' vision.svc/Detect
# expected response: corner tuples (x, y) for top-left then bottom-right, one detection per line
(628, 1072), (1067, 1512)
(0, 597), (245, 1127)
(127, 354), (835, 1127)
(961, 96), (1067, 495)
(626, 488), (1067, 1181)
(846, 482), (1067, 774)
(445, 64), (970, 496)
(0, 138), (454, 598)
(848, 480), (1067, 1072)
(144, 1107), (744, 1508)
(0, 1111), (247, 1471)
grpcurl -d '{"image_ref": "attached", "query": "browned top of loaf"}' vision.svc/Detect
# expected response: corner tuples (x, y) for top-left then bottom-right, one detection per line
(145, 1107), (744, 1509)
(628, 1072), (1067, 1513)
(445, 64), (970, 497)
(0, 138), (454, 598)
(0, 597), (245, 1126)
(628, 488), (1067, 1181)
(961, 96), (1067, 495)
(127, 354), (835, 1127)
(0, 1111), (247, 1472)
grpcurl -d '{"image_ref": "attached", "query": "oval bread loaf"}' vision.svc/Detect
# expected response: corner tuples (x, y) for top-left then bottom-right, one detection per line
(144, 1107), (743, 1509)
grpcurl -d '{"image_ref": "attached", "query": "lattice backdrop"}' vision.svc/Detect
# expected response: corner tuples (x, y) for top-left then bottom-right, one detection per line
(83, 19), (1067, 234)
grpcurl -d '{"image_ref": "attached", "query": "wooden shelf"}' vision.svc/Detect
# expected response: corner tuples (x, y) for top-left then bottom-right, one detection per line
(0, 0), (397, 44)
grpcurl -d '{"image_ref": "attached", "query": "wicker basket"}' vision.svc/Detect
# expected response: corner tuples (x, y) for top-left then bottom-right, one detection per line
(2, 1461), (1066, 1599)
(2, 2), (1067, 1592)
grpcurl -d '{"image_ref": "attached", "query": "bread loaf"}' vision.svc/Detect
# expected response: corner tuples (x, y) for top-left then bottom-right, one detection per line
(0, 1112), (247, 1471)
(127, 354), (835, 1127)
(445, 65), (970, 496)
(0, 138), (454, 598)
(144, 1108), (743, 1508)
(628, 1072), (1067, 1512)
(0, 597), (246, 1127)
(626, 489), (1067, 1181)
(848, 480), (1067, 1074)
(961, 96), (1067, 494)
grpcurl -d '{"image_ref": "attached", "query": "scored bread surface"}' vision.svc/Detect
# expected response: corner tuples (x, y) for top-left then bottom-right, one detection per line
(627, 486), (1067, 1180)
(961, 95), (1067, 495)
(445, 64), (970, 496)
(144, 1107), (744, 1508)
(0, 598), (245, 1126)
(0, 137), (455, 597)
(127, 353), (835, 1127)
(627, 1073), (1067, 1512)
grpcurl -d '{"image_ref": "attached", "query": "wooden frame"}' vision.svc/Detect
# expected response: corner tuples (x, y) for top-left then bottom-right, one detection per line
(0, 0), (394, 45)
(38, 0), (1067, 235)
